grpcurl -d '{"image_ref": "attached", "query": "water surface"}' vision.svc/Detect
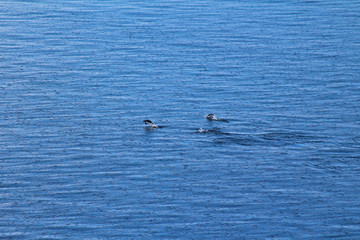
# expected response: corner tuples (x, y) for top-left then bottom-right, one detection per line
(1, 0), (360, 239)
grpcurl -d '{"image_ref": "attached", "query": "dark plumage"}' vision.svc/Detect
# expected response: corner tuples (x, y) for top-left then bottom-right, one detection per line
(205, 113), (228, 122)
(206, 114), (215, 120)
(143, 120), (157, 127)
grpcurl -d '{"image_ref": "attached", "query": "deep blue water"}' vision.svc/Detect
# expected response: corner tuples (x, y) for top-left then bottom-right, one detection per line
(1, 0), (360, 239)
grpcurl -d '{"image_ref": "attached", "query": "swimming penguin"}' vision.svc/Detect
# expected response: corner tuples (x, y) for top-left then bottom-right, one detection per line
(205, 114), (228, 122)
(143, 119), (158, 128)
(206, 114), (216, 120)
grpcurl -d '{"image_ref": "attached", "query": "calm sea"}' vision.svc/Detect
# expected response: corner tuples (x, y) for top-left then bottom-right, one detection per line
(1, 0), (360, 239)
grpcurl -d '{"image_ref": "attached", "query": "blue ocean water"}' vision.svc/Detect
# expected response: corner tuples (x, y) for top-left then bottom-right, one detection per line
(1, 0), (360, 239)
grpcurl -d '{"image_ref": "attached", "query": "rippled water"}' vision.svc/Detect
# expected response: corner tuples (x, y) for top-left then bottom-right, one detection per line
(1, 1), (360, 239)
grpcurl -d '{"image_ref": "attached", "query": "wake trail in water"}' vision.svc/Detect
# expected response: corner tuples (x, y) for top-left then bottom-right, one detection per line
(197, 128), (321, 147)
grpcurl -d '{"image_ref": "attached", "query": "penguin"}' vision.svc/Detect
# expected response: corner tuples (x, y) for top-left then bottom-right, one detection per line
(143, 120), (158, 128)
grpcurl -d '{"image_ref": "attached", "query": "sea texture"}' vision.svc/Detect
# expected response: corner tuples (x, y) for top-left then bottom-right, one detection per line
(1, 1), (360, 239)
